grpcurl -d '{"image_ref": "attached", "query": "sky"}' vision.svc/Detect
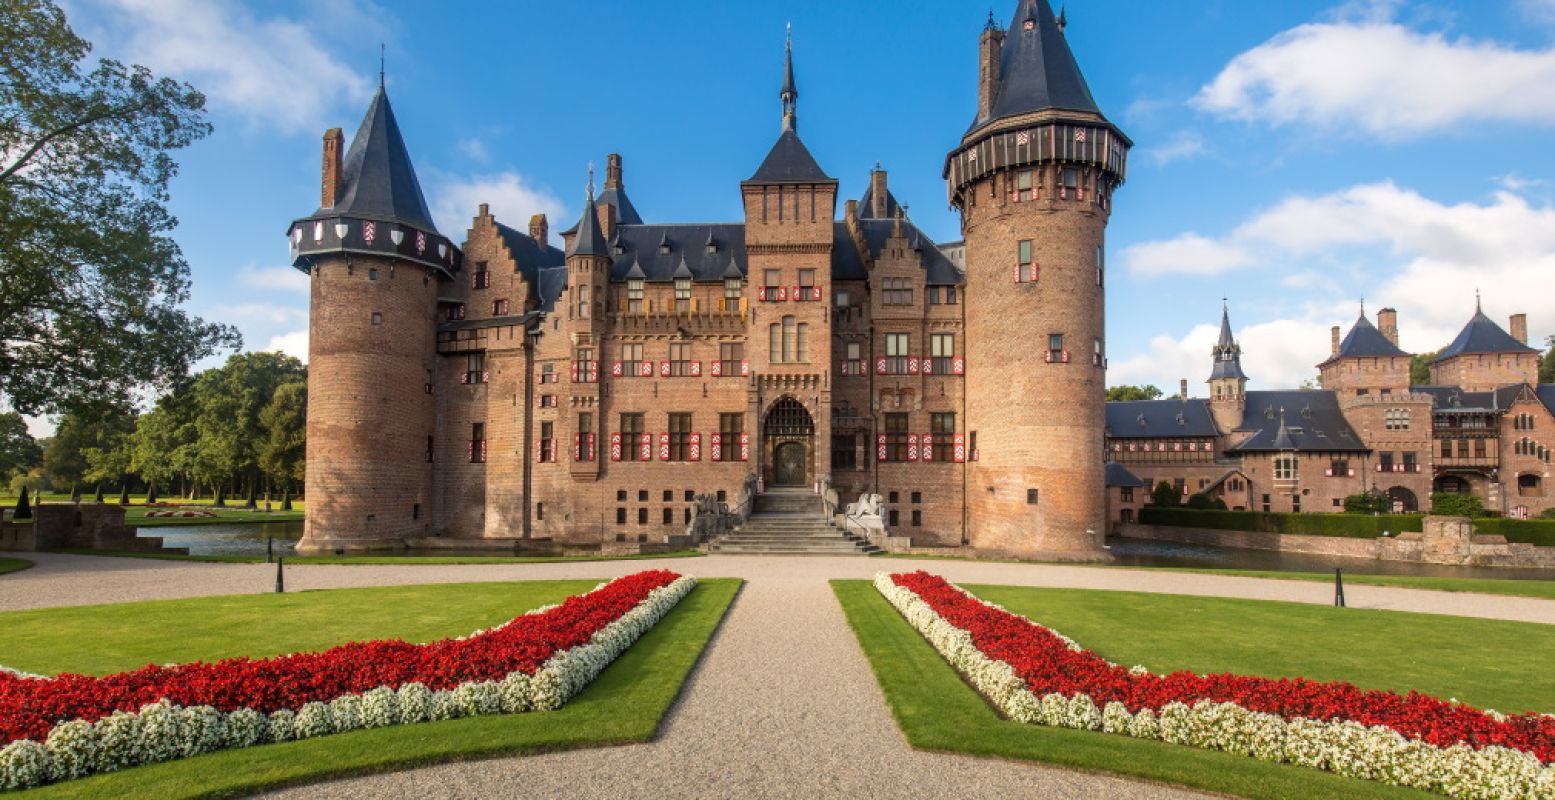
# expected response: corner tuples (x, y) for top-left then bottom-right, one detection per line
(36, 0), (1555, 430)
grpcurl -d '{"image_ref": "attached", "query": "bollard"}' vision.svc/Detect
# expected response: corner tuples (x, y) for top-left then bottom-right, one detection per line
(1334, 567), (1345, 608)
(266, 535), (273, 564)
(275, 557), (285, 594)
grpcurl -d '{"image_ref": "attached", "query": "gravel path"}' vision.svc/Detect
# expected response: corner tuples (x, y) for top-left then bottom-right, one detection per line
(6, 551), (1554, 798)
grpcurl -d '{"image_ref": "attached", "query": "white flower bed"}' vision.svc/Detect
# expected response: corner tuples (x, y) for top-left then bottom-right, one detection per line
(0, 574), (696, 791)
(873, 573), (1555, 800)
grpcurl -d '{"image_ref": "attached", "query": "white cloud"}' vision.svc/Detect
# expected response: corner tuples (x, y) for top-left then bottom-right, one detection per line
(209, 303), (306, 327)
(457, 138), (491, 163)
(265, 330), (309, 363)
(430, 171), (568, 245)
(75, 0), (377, 134)
(1522, 0), (1555, 24)
(1193, 17), (1555, 138)
(237, 265), (309, 294)
(1120, 233), (1254, 277)
(1141, 130), (1208, 167)
(1109, 318), (1338, 393)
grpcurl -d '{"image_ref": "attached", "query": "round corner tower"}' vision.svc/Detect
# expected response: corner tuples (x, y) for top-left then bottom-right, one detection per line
(288, 85), (462, 554)
(948, 0), (1130, 558)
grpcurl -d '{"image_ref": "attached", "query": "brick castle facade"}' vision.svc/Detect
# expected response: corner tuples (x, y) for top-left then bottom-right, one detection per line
(288, 0), (1129, 556)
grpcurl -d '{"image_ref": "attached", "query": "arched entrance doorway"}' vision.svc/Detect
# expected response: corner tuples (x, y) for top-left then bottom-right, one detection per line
(1386, 486), (1418, 513)
(764, 397), (814, 487)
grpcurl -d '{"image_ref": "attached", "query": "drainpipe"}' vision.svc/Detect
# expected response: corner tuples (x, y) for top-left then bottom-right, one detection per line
(522, 319), (539, 539)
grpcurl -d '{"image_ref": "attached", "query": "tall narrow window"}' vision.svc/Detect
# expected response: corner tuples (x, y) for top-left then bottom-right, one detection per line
(764, 269), (781, 300)
(539, 421), (554, 462)
(465, 352), (486, 384)
(674, 278), (691, 312)
(668, 413), (692, 461)
(577, 413), (594, 461)
(1015, 169), (1033, 201)
(472, 262), (490, 289)
(574, 347), (595, 383)
(945, 285), (957, 304)
(844, 341), (863, 375)
(796, 322), (809, 363)
(627, 279), (644, 313)
(576, 284), (590, 319)
(928, 287), (941, 305)
(1274, 456), (1297, 481)
(669, 342), (692, 376)
(885, 413), (909, 462)
(492, 298), (510, 316)
(1017, 240), (1035, 282)
(620, 413), (644, 461)
(1095, 245), (1104, 286)
(931, 412), (955, 461)
(1093, 337), (1103, 366)
(621, 343), (643, 377)
(798, 268), (816, 297)
(723, 277), (741, 311)
(719, 413), (743, 461)
(886, 333), (909, 374)
(931, 334), (954, 374)
(719, 342), (742, 376)
(469, 423), (486, 464)
(1047, 334), (1064, 363)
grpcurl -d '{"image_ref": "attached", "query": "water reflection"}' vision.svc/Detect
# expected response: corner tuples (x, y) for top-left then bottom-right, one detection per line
(1107, 537), (1555, 582)
(138, 521), (303, 557)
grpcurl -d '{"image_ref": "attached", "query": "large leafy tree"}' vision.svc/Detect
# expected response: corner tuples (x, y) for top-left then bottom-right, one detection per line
(41, 401), (136, 490)
(258, 380), (307, 494)
(191, 353), (306, 501)
(128, 389), (198, 500)
(1105, 385), (1163, 402)
(1540, 337), (1554, 385)
(1410, 350), (1439, 386)
(0, 1), (238, 415)
(0, 412), (43, 480)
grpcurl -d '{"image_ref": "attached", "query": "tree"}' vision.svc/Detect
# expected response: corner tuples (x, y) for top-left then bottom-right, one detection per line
(0, 1), (239, 415)
(190, 352), (305, 502)
(1343, 491), (1387, 514)
(43, 401), (134, 491)
(1297, 376), (1320, 391)
(1106, 385), (1163, 402)
(1430, 492), (1484, 517)
(0, 412), (43, 481)
(1150, 480), (1181, 507)
(1411, 350), (1440, 386)
(1540, 337), (1554, 385)
(14, 486), (30, 519)
(128, 390), (197, 505)
(1185, 493), (1225, 510)
(258, 380), (307, 498)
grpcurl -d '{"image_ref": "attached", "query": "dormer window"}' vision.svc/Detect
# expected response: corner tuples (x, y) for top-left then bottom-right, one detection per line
(659, 240), (671, 255)
(614, 244), (625, 256)
(1023, 18), (1035, 31)
(706, 240), (718, 255)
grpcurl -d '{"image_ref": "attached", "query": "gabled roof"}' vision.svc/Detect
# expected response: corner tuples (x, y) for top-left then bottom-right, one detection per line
(746, 130), (834, 184)
(1332, 314), (1409, 360)
(1538, 385), (1555, 417)
(535, 267), (567, 312)
(1231, 391), (1367, 453)
(1103, 461), (1145, 489)
(495, 223), (565, 283)
(325, 86), (438, 233)
(1412, 383), (1534, 412)
(971, 0), (1101, 134)
(594, 186), (642, 225)
(608, 224), (747, 282)
(1432, 309), (1537, 362)
(1104, 399), (1219, 439)
(854, 219), (964, 285)
(857, 181), (902, 220)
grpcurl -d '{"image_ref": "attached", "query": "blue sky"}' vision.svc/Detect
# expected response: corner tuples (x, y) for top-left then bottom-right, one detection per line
(46, 0), (1555, 430)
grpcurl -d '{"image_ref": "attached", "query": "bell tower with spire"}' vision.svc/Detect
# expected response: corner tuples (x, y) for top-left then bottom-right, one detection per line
(1208, 301), (1248, 431)
(948, 0), (1130, 558)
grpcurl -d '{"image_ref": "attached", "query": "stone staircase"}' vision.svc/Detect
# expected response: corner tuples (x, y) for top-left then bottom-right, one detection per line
(709, 489), (879, 556)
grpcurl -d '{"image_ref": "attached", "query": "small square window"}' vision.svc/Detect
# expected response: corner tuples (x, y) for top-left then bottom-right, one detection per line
(685, 490), (695, 501)
(911, 491), (921, 504)
(888, 491), (899, 504)
(617, 489), (627, 501)
(370, 312), (382, 325)
(663, 489), (673, 502)
(368, 268), (378, 281)
(1027, 488), (1039, 505)
(638, 489), (649, 502)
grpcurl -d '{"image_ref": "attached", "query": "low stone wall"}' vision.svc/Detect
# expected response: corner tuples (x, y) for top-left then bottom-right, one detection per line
(1119, 516), (1555, 569)
(1, 504), (184, 554)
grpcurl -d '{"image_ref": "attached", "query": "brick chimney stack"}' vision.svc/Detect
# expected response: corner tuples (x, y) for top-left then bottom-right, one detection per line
(870, 169), (889, 217)
(605, 153), (623, 190)
(321, 128), (343, 208)
(1510, 313), (1528, 345)
(978, 23), (1005, 122)
(1377, 308), (1399, 346)
(529, 213), (548, 246)
(1179, 378), (1189, 400)
(1331, 326), (1341, 357)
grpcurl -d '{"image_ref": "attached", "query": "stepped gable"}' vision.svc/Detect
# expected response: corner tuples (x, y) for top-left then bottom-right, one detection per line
(971, 0), (1101, 133)
(1104, 399), (1219, 439)
(1433, 309), (1538, 362)
(1230, 391), (1367, 453)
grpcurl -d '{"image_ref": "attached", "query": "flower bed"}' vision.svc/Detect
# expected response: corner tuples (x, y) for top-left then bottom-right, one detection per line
(141, 509), (217, 518)
(0, 570), (695, 790)
(876, 571), (1555, 799)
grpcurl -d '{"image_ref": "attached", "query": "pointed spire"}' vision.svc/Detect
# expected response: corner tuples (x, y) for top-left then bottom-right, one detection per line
(324, 84), (437, 232)
(567, 164), (609, 259)
(1217, 300), (1235, 349)
(378, 43), (385, 88)
(973, 0), (1101, 131)
(1272, 407), (1297, 451)
(1056, 5), (1067, 31)
(781, 24), (798, 133)
(1210, 300), (1248, 383)
(985, 7), (998, 31)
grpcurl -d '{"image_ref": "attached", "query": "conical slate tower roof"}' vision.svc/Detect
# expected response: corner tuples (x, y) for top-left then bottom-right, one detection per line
(1336, 313), (1408, 359)
(746, 30), (834, 185)
(1210, 303), (1248, 381)
(568, 179), (610, 259)
(972, 0), (1101, 133)
(328, 86), (438, 233)
(1433, 308), (1537, 362)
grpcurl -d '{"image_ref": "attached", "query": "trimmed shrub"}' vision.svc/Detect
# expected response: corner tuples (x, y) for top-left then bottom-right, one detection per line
(13, 487), (30, 520)
(1149, 481), (1180, 508)
(1342, 491), (1387, 515)
(1184, 493), (1225, 510)
(1138, 507), (1424, 538)
(1430, 492), (1483, 517)
(1471, 518), (1555, 548)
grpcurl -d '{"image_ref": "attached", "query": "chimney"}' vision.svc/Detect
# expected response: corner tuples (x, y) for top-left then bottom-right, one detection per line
(1330, 326), (1341, 357)
(528, 213), (548, 245)
(844, 199), (858, 230)
(870, 169), (889, 218)
(978, 25), (1004, 122)
(1510, 313), (1528, 345)
(1180, 379), (1189, 400)
(321, 128), (343, 208)
(1377, 308), (1398, 346)
(605, 153), (623, 190)
(597, 200), (618, 242)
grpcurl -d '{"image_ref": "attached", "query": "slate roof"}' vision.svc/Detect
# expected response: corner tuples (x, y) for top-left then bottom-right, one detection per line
(316, 86), (438, 233)
(1411, 384), (1532, 412)
(1538, 385), (1555, 417)
(495, 224), (565, 281)
(535, 267), (567, 312)
(1432, 310), (1537, 362)
(1103, 461), (1145, 489)
(1209, 304), (1247, 381)
(746, 130), (834, 184)
(854, 220), (964, 285)
(971, 0), (1102, 134)
(567, 189), (610, 258)
(857, 181), (903, 219)
(595, 186), (643, 225)
(1332, 314), (1409, 359)
(1104, 399), (1219, 439)
(1231, 391), (1367, 453)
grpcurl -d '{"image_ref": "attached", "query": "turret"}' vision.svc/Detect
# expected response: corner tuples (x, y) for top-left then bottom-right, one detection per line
(566, 166), (611, 332)
(1428, 300), (1539, 390)
(1318, 304), (1411, 396)
(288, 84), (460, 553)
(948, 0), (1128, 558)
(1208, 302), (1247, 431)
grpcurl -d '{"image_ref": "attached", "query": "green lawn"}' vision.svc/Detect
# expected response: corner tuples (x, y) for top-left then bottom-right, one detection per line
(3, 578), (739, 798)
(834, 580), (1555, 799)
(126, 508), (304, 527)
(0, 557), (33, 575)
(45, 549), (706, 566)
(3, 495), (307, 511)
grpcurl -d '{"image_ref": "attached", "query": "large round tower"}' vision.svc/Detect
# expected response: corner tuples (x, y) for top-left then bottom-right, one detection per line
(288, 85), (461, 553)
(948, 0), (1129, 558)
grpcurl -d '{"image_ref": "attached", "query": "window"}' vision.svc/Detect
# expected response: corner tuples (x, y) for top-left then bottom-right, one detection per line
(669, 343), (693, 377)
(798, 268), (816, 297)
(1014, 169), (1034, 201)
(832, 433), (857, 470)
(1403, 451), (1417, 473)
(1262, 493), (1271, 513)
(883, 277), (912, 305)
(1474, 438), (1487, 458)
(1017, 240), (1036, 282)
(843, 341), (864, 376)
(617, 507), (627, 524)
(371, 311), (382, 325)
(889, 509), (899, 527)
(492, 298), (510, 316)
(1378, 451), (1393, 472)
(539, 421), (554, 462)
(1047, 334), (1064, 363)
(472, 263), (490, 289)
(911, 510), (922, 527)
(932, 413), (955, 461)
(944, 286), (957, 304)
(719, 342), (743, 377)
(576, 284), (589, 319)
(723, 278), (741, 311)
(764, 269), (781, 300)
(886, 333), (910, 374)
(465, 352), (486, 384)
(368, 268), (378, 281)
(663, 508), (674, 525)
(426, 435), (434, 463)
(668, 413), (692, 461)
(1027, 488), (1039, 505)
(541, 363), (555, 384)
(446, 304), (466, 321)
(1120, 486), (1134, 503)
(627, 279), (644, 313)
(469, 423), (486, 463)
(1062, 167), (1079, 198)
(931, 334), (954, 375)
(835, 289), (850, 307)
(674, 278), (691, 313)
(928, 286), (940, 305)
(1385, 408), (1410, 431)
(1329, 459), (1349, 477)
(719, 413), (743, 461)
(621, 343), (643, 377)
(577, 413), (594, 461)
(574, 347), (595, 383)
(1093, 337), (1103, 367)
(770, 316), (807, 363)
(1274, 456), (1297, 481)
(638, 508), (648, 524)
(1095, 245), (1104, 286)
(620, 413), (644, 461)
(885, 413), (909, 461)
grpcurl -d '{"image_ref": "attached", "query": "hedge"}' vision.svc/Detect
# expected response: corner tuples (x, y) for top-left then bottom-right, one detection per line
(1138, 507), (1424, 538)
(1471, 518), (1555, 548)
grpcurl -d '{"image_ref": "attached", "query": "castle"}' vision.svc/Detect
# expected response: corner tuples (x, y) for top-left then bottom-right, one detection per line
(288, 0), (1128, 557)
(1104, 303), (1554, 526)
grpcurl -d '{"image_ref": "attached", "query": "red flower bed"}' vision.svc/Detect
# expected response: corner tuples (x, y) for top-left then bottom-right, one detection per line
(0, 569), (682, 745)
(889, 571), (1555, 763)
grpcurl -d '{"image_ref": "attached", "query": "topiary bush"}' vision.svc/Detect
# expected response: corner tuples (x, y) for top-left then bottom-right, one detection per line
(1430, 492), (1484, 517)
(1342, 491), (1388, 514)
(13, 487), (31, 520)
(1149, 480), (1181, 508)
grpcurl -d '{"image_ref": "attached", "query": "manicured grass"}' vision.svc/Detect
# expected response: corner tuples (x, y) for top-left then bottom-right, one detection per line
(45, 549), (706, 566)
(2, 495), (307, 511)
(873, 551), (1555, 600)
(0, 557), (33, 576)
(5, 578), (740, 799)
(834, 580), (1555, 799)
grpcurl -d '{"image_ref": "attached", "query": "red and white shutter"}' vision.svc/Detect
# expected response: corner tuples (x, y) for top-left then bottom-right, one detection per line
(922, 434), (934, 462)
(757, 286), (767, 302)
(612, 361), (623, 377)
(460, 372), (471, 385)
(690, 360), (702, 377)
(739, 432), (750, 461)
(877, 434), (888, 462)
(547, 439), (557, 462)
(876, 357), (887, 375)
(1061, 350), (1071, 364)
(908, 434), (919, 462)
(570, 362), (579, 382)
(908, 356), (920, 375)
(1014, 264), (1022, 283)
(922, 358), (933, 375)
(610, 432), (622, 461)
(811, 286), (822, 301)
(658, 432), (670, 461)
(639, 433), (652, 462)
(573, 433), (581, 461)
(953, 434), (966, 463)
(640, 361), (653, 377)
(710, 360), (722, 377)
(588, 361), (598, 382)
(659, 360), (670, 378)
(740, 360), (750, 377)
(711, 432), (723, 462)
(689, 432), (701, 461)
(777, 286), (788, 302)
(952, 356), (965, 375)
